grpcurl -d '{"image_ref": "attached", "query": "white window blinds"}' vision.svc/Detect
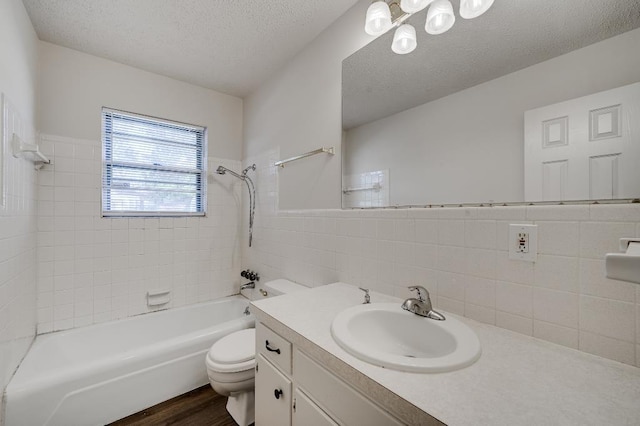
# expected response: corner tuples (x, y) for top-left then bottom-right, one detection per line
(102, 108), (206, 216)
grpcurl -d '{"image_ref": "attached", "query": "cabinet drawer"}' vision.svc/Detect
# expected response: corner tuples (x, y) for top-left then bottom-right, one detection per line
(295, 350), (403, 426)
(293, 388), (339, 426)
(255, 354), (292, 426)
(257, 322), (292, 374)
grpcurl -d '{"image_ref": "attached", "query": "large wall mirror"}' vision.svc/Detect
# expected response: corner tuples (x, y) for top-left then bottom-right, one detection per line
(342, 0), (640, 208)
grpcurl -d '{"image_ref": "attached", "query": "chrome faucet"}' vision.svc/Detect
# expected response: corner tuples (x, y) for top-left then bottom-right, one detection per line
(240, 269), (259, 291)
(401, 286), (445, 321)
(240, 282), (255, 290)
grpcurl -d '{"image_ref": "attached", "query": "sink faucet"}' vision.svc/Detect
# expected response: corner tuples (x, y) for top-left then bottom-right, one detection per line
(401, 286), (446, 321)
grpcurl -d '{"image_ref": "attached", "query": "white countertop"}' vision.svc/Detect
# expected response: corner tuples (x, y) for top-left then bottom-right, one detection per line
(251, 283), (640, 426)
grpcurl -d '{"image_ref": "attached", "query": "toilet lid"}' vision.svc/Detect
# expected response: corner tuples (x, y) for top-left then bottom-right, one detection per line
(208, 328), (255, 364)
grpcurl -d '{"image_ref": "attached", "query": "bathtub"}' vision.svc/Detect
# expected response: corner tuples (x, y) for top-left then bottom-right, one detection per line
(4, 296), (253, 426)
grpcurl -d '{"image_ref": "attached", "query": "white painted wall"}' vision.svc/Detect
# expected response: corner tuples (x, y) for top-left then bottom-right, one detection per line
(0, 0), (39, 420)
(344, 28), (640, 205)
(243, 0), (374, 210)
(38, 42), (244, 161)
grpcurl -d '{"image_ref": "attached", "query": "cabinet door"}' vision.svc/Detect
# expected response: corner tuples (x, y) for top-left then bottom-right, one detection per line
(294, 350), (404, 426)
(255, 354), (292, 426)
(293, 388), (338, 426)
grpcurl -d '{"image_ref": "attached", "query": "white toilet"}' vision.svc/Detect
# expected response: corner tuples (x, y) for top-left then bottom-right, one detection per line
(205, 279), (307, 426)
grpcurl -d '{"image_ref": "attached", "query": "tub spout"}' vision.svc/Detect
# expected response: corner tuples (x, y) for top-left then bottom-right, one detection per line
(240, 282), (255, 290)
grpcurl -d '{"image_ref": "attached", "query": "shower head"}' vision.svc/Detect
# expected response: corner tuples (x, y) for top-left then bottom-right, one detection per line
(216, 166), (226, 175)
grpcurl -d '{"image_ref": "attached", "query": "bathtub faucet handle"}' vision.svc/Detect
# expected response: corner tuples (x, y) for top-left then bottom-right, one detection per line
(240, 269), (260, 282)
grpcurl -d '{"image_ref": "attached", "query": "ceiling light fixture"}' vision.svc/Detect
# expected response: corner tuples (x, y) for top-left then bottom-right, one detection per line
(365, 0), (495, 54)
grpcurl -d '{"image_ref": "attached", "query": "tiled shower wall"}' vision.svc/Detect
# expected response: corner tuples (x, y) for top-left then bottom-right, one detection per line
(0, 109), (37, 397)
(36, 134), (244, 333)
(244, 149), (640, 368)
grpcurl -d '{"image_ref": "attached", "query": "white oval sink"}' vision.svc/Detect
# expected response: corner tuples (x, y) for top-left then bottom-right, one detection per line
(331, 303), (481, 373)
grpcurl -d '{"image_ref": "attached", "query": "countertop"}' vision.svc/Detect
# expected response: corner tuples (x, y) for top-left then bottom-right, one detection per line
(250, 283), (640, 426)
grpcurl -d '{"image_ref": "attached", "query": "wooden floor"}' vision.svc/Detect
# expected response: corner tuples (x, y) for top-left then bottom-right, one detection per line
(109, 385), (243, 426)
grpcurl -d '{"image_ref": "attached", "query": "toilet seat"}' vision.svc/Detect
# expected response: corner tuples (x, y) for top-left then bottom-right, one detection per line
(206, 328), (255, 373)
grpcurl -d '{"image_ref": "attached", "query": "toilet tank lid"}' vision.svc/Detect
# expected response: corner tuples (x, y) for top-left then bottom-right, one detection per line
(263, 279), (309, 295)
(209, 328), (255, 364)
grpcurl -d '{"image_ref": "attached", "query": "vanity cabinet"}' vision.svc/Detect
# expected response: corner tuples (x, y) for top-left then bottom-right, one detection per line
(255, 354), (291, 426)
(254, 322), (403, 426)
(292, 388), (338, 426)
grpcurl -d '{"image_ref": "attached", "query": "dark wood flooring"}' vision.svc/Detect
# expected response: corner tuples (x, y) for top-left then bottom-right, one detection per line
(108, 385), (241, 426)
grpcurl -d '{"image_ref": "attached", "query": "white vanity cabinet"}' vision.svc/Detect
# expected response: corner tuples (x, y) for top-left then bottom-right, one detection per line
(255, 353), (292, 426)
(254, 322), (403, 426)
(292, 388), (338, 426)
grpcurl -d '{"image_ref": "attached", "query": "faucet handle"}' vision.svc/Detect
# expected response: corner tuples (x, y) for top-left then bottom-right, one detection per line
(358, 287), (371, 304)
(408, 285), (428, 302)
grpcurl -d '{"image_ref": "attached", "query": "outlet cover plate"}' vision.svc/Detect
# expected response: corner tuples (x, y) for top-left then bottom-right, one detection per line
(509, 224), (538, 262)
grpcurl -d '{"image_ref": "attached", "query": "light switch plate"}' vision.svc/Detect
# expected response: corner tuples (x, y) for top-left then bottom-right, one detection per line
(509, 224), (538, 262)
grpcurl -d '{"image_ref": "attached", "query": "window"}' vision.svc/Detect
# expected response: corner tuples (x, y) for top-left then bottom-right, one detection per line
(102, 108), (206, 217)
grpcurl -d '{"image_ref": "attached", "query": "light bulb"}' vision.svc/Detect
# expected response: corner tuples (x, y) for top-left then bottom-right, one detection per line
(460, 0), (495, 19)
(425, 0), (455, 35)
(365, 1), (393, 36)
(400, 0), (433, 14)
(392, 24), (417, 54)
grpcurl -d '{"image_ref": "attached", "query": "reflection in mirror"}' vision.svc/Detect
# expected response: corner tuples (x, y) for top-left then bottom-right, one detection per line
(342, 0), (640, 208)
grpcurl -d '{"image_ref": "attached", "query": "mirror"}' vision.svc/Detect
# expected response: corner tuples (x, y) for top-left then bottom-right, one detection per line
(342, 0), (640, 208)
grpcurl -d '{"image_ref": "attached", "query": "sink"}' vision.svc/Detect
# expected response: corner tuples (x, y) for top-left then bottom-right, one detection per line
(331, 303), (481, 373)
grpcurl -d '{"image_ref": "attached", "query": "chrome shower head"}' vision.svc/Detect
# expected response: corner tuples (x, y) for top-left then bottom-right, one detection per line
(216, 166), (226, 175)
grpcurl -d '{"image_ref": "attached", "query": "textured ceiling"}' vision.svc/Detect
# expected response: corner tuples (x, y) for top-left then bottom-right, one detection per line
(22, 0), (360, 97)
(343, 0), (640, 130)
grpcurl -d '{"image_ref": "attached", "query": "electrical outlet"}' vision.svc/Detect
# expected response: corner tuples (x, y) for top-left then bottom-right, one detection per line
(509, 224), (537, 262)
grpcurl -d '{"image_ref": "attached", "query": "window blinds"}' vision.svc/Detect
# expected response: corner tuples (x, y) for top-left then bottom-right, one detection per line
(102, 108), (206, 216)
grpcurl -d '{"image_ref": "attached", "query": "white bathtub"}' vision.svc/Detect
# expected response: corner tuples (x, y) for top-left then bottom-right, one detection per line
(4, 296), (253, 426)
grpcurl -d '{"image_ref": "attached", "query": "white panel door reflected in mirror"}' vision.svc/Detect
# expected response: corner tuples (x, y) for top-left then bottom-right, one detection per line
(524, 82), (640, 202)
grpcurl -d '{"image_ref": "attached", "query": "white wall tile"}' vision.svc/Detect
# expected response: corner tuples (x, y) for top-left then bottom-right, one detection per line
(414, 219), (438, 244)
(579, 296), (635, 342)
(579, 332), (635, 365)
(496, 311), (532, 336)
(526, 205), (590, 221)
(579, 259), (635, 302)
(495, 281), (533, 318)
(534, 255), (579, 293)
(589, 204), (640, 222)
(534, 288), (578, 328)
(465, 220), (496, 249)
(437, 296), (465, 316)
(465, 248), (496, 279)
(465, 276), (495, 308)
(438, 220), (465, 246)
(537, 222), (580, 256)
(534, 320), (579, 349)
(579, 222), (636, 259)
(465, 303), (495, 325)
(437, 246), (466, 273)
(437, 272), (465, 301)
(36, 136), (242, 330)
(495, 253), (534, 285)
(413, 243), (438, 270)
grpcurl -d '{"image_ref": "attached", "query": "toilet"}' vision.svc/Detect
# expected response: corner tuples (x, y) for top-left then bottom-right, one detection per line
(205, 279), (307, 426)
